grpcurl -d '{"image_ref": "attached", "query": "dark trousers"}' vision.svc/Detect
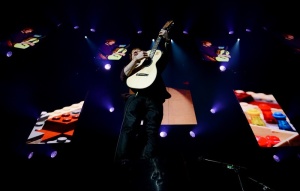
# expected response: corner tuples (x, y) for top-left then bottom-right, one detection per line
(115, 94), (163, 162)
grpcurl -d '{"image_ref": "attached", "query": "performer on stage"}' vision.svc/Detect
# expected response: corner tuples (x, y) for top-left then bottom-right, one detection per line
(7, 27), (36, 48)
(98, 39), (126, 60)
(114, 28), (171, 185)
(200, 40), (231, 62)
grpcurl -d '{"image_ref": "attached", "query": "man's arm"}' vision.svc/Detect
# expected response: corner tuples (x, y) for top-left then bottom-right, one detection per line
(203, 54), (217, 61)
(99, 53), (108, 59)
(123, 51), (149, 77)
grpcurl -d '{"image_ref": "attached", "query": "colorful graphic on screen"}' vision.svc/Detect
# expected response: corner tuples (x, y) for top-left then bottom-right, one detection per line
(234, 90), (300, 147)
(26, 101), (84, 144)
(26, 87), (197, 144)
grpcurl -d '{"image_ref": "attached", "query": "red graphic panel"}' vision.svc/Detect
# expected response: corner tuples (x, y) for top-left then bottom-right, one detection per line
(26, 101), (83, 144)
(234, 90), (300, 147)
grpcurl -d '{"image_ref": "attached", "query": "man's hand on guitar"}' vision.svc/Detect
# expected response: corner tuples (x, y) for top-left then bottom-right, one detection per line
(218, 53), (231, 58)
(99, 53), (108, 59)
(115, 52), (126, 56)
(132, 50), (149, 62)
(24, 41), (35, 46)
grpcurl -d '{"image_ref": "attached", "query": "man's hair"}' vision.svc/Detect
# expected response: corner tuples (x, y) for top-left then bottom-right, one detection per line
(22, 27), (34, 33)
(129, 47), (142, 60)
(202, 40), (211, 44)
(105, 39), (116, 43)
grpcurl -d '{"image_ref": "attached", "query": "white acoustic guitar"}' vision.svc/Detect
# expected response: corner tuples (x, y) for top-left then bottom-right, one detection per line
(13, 35), (44, 49)
(215, 46), (230, 62)
(107, 44), (130, 60)
(126, 20), (174, 89)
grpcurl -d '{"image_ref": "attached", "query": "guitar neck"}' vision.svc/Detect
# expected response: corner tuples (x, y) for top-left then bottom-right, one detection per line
(149, 36), (162, 59)
(148, 20), (174, 59)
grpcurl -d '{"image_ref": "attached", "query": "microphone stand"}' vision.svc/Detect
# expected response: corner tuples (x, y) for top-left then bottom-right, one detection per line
(199, 157), (247, 191)
(198, 157), (275, 191)
(247, 177), (275, 191)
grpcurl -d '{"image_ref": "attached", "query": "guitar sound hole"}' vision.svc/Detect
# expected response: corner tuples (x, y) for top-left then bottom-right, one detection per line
(136, 73), (148, 76)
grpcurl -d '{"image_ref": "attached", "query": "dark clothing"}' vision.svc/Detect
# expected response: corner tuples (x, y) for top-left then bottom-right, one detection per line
(98, 43), (118, 59)
(115, 39), (171, 163)
(283, 38), (300, 55)
(115, 94), (164, 160)
(199, 44), (219, 61)
(9, 31), (34, 45)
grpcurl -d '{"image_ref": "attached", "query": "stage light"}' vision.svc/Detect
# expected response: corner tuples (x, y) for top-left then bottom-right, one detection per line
(6, 51), (12, 57)
(74, 26), (79, 29)
(246, 28), (251, 32)
(90, 28), (96, 32)
(189, 131), (196, 138)
(273, 154), (281, 162)
(272, 148), (295, 163)
(104, 63), (111, 70)
(50, 150), (58, 158)
(183, 30), (188, 34)
(27, 151), (34, 159)
(137, 30), (142, 34)
(0, 45), (12, 57)
(109, 107), (114, 112)
(219, 65), (226, 72)
(210, 108), (216, 114)
(229, 30), (234, 35)
(160, 131), (167, 138)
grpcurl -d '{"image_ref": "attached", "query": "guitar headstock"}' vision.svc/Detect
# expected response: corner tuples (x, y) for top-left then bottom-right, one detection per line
(162, 20), (174, 31)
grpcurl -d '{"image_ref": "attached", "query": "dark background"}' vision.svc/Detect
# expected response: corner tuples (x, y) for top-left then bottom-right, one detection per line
(2, 1), (300, 191)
